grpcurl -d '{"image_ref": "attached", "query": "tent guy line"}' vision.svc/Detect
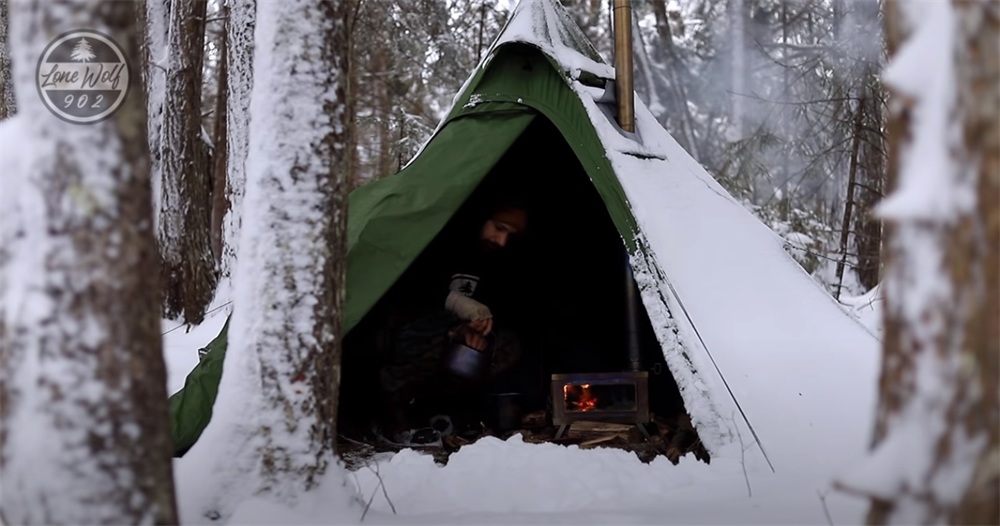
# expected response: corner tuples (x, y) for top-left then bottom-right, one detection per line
(162, 302), (233, 336)
(659, 271), (776, 473)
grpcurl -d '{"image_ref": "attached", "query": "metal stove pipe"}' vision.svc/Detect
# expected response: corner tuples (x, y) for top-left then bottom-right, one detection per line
(613, 0), (635, 133)
(615, 0), (641, 371)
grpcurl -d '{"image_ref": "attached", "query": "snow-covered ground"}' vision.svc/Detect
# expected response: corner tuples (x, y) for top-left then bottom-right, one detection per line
(166, 285), (884, 525)
(838, 285), (884, 340)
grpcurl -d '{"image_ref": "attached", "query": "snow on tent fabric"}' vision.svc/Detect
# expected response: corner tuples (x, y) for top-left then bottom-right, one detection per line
(168, 0), (879, 485)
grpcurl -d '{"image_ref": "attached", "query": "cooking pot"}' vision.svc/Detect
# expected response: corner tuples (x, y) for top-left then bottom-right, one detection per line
(487, 392), (524, 432)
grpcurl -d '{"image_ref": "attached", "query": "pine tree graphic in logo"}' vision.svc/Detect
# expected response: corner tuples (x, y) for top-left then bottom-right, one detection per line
(70, 38), (95, 62)
(459, 280), (475, 296)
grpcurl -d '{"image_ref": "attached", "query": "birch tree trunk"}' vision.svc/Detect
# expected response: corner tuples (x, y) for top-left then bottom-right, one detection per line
(175, 0), (351, 520)
(855, 1), (999, 523)
(160, 0), (215, 324)
(0, 0), (14, 120)
(0, 1), (177, 524)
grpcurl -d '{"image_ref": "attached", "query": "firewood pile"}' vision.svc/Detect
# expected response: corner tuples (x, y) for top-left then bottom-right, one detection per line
(337, 410), (710, 469)
(496, 411), (709, 465)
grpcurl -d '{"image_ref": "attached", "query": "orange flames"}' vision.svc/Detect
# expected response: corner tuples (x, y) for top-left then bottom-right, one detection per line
(563, 383), (598, 412)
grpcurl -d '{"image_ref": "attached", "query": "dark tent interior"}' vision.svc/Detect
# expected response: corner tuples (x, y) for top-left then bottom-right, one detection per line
(339, 115), (701, 462)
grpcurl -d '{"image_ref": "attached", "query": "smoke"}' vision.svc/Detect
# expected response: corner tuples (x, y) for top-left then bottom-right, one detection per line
(626, 0), (886, 295)
(631, 0), (885, 210)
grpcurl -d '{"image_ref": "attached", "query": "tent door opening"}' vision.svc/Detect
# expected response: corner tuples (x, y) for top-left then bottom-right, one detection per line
(338, 115), (708, 465)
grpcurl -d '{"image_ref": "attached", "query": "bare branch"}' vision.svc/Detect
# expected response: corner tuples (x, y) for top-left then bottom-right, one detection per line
(818, 490), (835, 526)
(732, 413), (753, 498)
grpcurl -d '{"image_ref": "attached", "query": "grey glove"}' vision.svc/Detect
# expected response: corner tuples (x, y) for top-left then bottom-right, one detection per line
(445, 290), (492, 321)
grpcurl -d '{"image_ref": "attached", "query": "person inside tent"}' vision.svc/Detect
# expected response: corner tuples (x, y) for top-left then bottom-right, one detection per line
(372, 196), (531, 447)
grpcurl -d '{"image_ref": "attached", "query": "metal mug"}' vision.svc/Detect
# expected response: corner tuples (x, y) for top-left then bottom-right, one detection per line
(445, 342), (491, 380)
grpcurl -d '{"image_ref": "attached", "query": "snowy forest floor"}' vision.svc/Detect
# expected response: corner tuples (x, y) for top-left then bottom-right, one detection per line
(164, 289), (883, 524)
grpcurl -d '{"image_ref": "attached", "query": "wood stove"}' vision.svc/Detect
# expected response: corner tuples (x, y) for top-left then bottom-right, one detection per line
(550, 371), (650, 439)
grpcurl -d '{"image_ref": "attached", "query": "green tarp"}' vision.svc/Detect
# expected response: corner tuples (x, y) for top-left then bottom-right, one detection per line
(169, 43), (644, 455)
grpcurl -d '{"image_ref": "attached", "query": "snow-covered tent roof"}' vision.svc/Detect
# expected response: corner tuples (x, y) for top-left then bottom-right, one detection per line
(451, 0), (881, 475)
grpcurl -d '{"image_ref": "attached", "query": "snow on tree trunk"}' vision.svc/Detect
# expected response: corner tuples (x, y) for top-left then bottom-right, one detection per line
(174, 0), (350, 520)
(943, 3), (998, 523)
(838, 2), (999, 524)
(218, 0), (255, 292)
(0, 2), (178, 524)
(141, 0), (169, 234)
(0, 0), (14, 120)
(159, 0), (216, 324)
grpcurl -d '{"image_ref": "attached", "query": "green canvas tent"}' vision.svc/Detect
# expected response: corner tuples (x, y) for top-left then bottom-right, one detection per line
(171, 0), (879, 476)
(169, 0), (640, 454)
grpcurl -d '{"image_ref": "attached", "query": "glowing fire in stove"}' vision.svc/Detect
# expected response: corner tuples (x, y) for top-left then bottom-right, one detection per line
(563, 383), (598, 412)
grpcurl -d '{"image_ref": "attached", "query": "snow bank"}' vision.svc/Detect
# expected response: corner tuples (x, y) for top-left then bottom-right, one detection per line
(838, 284), (883, 340)
(346, 435), (865, 524)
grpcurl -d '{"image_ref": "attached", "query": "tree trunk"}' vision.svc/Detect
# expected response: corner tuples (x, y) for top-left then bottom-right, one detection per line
(219, 0), (255, 287)
(160, 0), (215, 324)
(396, 110), (407, 171)
(859, 1), (999, 523)
(651, 0), (700, 161)
(729, 0), (747, 139)
(174, 0), (351, 519)
(142, 0), (170, 254)
(834, 93), (865, 299)
(375, 42), (392, 178)
(346, 0), (360, 189)
(629, 11), (657, 119)
(870, 2), (910, 474)
(0, 1), (178, 523)
(949, 1), (999, 522)
(854, 80), (885, 290)
(0, 0), (15, 120)
(210, 5), (229, 265)
(477, 0), (486, 61)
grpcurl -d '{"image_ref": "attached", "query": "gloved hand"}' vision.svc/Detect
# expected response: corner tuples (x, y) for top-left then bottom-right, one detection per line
(445, 290), (492, 321)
